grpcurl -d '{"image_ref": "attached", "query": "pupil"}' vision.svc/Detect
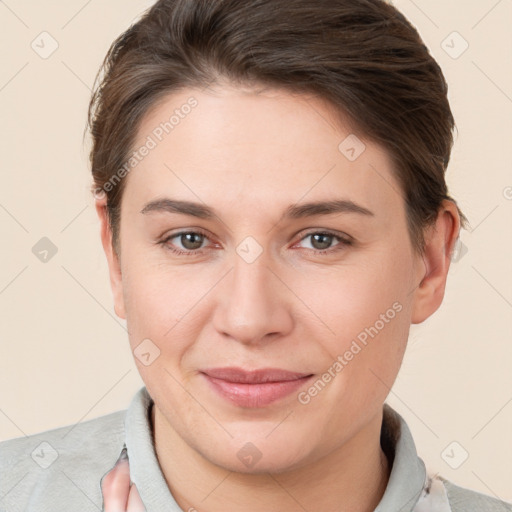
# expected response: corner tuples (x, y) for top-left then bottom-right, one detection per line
(183, 233), (203, 250)
(313, 234), (331, 250)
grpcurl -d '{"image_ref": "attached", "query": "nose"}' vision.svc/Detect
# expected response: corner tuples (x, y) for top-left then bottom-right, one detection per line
(212, 249), (294, 346)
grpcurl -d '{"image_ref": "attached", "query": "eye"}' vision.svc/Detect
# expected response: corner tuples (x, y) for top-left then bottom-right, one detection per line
(294, 230), (353, 255)
(159, 229), (213, 255)
(158, 229), (353, 256)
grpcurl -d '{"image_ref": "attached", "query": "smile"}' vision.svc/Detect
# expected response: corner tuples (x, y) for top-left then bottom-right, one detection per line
(200, 367), (314, 408)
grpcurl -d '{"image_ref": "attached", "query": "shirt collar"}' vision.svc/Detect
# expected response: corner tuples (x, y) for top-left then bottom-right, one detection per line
(124, 386), (179, 508)
(122, 386), (427, 511)
(376, 403), (427, 511)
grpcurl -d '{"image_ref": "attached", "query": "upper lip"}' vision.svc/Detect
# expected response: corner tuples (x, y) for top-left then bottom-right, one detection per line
(201, 367), (313, 384)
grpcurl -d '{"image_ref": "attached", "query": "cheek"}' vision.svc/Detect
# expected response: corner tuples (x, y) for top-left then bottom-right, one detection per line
(303, 250), (412, 336)
(120, 260), (214, 362)
(122, 274), (171, 338)
(306, 250), (413, 387)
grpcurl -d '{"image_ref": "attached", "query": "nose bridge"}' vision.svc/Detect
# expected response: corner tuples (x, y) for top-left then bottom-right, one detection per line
(213, 245), (292, 344)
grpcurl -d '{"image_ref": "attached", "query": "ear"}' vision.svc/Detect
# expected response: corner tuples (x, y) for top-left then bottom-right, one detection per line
(95, 199), (126, 319)
(411, 200), (461, 324)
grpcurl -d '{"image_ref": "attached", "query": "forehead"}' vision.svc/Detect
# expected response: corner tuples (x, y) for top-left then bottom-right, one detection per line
(123, 86), (404, 219)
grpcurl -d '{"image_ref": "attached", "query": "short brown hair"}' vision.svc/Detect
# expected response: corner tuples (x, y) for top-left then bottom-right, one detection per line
(87, 0), (469, 257)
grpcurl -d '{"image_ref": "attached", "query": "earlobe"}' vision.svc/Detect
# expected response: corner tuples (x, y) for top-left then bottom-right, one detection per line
(95, 199), (126, 320)
(410, 201), (461, 324)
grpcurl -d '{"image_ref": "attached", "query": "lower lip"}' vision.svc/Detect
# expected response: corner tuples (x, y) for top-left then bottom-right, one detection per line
(202, 374), (313, 408)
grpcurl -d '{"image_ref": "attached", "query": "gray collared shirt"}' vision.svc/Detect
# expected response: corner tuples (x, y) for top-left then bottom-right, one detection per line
(1, 386), (510, 511)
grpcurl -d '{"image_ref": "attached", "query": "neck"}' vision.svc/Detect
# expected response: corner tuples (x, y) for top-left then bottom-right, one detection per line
(151, 405), (390, 512)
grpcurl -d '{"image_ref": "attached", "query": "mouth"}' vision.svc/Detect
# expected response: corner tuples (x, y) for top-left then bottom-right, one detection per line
(200, 367), (314, 408)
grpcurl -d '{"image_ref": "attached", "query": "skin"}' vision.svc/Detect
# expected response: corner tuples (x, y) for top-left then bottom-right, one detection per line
(101, 454), (145, 512)
(97, 83), (460, 512)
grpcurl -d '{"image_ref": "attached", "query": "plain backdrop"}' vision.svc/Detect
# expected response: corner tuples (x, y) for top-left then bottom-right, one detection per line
(1, 0), (511, 503)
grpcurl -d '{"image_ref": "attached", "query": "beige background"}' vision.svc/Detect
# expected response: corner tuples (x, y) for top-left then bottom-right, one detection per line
(1, 0), (511, 503)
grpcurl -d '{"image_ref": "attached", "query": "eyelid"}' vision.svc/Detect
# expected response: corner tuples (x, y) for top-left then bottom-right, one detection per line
(295, 228), (353, 242)
(160, 228), (214, 248)
(291, 228), (353, 252)
(159, 227), (353, 255)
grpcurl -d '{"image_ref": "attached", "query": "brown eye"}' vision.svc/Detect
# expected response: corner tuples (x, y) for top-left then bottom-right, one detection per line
(160, 230), (211, 255)
(310, 233), (334, 251)
(178, 232), (205, 250)
(296, 231), (353, 255)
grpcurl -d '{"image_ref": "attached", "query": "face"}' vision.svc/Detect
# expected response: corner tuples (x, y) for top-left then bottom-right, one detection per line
(99, 84), (440, 473)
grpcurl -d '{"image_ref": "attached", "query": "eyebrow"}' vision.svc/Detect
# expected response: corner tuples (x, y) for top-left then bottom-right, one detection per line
(140, 198), (375, 219)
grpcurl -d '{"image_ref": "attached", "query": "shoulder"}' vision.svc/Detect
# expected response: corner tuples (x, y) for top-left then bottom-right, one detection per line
(0, 409), (127, 512)
(440, 476), (512, 512)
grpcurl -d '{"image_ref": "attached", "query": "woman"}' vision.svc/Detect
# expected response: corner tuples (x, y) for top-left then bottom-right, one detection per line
(1, 0), (510, 511)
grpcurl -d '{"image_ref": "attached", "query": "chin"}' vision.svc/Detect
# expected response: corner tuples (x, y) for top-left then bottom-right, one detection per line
(198, 437), (312, 475)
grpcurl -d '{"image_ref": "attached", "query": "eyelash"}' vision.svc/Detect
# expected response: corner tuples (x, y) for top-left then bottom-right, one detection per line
(158, 229), (353, 256)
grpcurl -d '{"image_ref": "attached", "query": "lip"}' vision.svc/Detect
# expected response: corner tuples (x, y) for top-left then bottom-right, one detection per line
(201, 367), (314, 408)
